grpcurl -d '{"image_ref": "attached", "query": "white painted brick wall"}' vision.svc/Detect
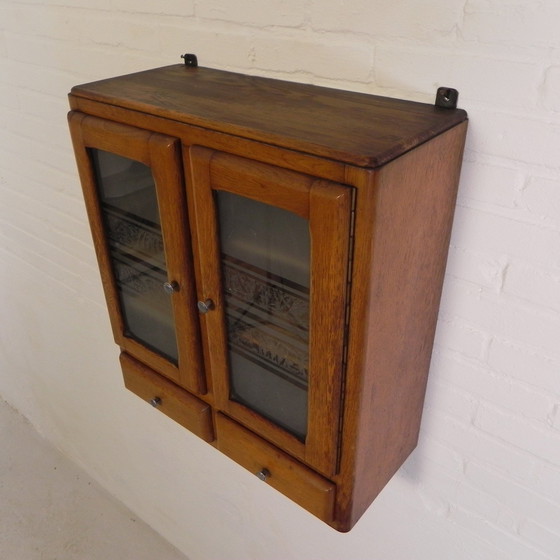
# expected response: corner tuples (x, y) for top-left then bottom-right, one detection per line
(1, 1), (560, 559)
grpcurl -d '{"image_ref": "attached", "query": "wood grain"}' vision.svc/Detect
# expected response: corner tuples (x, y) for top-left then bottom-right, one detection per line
(69, 64), (469, 531)
(183, 145), (228, 404)
(186, 147), (352, 477)
(335, 121), (468, 531)
(120, 353), (214, 442)
(305, 180), (352, 475)
(67, 112), (205, 391)
(148, 134), (206, 394)
(209, 150), (313, 218)
(216, 414), (335, 522)
(68, 95), (348, 184)
(70, 65), (467, 167)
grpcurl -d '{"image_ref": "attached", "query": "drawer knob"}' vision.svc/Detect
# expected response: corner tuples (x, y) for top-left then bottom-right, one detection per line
(256, 468), (270, 482)
(197, 299), (215, 314)
(149, 397), (162, 408)
(163, 281), (180, 294)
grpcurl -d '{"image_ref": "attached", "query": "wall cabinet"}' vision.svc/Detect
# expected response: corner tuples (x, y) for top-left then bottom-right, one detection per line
(68, 61), (467, 531)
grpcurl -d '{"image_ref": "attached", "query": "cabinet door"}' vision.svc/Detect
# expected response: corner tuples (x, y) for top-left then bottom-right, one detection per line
(68, 112), (205, 393)
(186, 147), (352, 476)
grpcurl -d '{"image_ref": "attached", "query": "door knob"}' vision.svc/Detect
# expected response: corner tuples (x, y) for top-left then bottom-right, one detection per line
(163, 281), (179, 294)
(256, 468), (270, 482)
(197, 299), (215, 314)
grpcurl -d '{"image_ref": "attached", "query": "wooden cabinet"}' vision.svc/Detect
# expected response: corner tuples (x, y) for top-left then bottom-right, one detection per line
(68, 61), (468, 532)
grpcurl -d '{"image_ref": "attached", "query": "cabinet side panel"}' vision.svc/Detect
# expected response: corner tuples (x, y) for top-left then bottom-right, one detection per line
(338, 121), (468, 530)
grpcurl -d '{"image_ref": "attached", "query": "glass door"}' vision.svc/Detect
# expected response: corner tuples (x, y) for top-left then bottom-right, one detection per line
(186, 147), (353, 476)
(217, 190), (311, 441)
(90, 149), (178, 362)
(68, 112), (204, 393)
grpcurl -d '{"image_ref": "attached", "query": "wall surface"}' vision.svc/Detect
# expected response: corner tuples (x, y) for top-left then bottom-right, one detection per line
(1, 1), (560, 559)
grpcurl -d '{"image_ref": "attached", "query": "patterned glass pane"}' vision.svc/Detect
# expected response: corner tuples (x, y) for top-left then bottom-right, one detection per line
(216, 191), (310, 440)
(91, 149), (178, 363)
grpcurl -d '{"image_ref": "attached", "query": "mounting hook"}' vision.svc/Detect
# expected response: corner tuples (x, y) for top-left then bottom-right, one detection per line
(181, 53), (198, 67)
(435, 87), (459, 109)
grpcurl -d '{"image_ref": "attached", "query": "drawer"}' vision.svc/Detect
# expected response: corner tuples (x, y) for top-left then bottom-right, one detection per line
(216, 414), (335, 522)
(120, 353), (214, 443)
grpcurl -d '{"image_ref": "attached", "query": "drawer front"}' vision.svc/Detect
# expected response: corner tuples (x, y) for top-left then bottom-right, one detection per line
(120, 353), (214, 443)
(216, 414), (335, 522)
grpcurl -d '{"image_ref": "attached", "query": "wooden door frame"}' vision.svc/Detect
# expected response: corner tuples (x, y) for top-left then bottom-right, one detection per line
(67, 111), (205, 393)
(185, 145), (353, 476)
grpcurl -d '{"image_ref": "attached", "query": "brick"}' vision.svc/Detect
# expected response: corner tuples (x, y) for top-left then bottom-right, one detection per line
(1, 150), (84, 210)
(495, 508), (522, 535)
(463, 1), (560, 49)
(433, 315), (489, 360)
(3, 107), (70, 153)
(457, 160), (523, 209)
(520, 519), (560, 560)
(4, 31), (88, 73)
(196, 0), (306, 28)
(531, 462), (560, 505)
(521, 175), (560, 225)
(251, 35), (373, 82)
(445, 246), (508, 291)
(469, 109), (560, 168)
(448, 506), (552, 560)
(0, 4), (16, 34)
(367, 487), (513, 560)
(465, 461), (560, 542)
(375, 48), (539, 110)
(4, 5), (79, 43)
(451, 205), (560, 271)
(29, 0), (195, 16)
(488, 338), (560, 396)
(423, 377), (479, 422)
(542, 65), (560, 113)
(0, 193), (94, 284)
(311, 0), (463, 41)
(552, 405), (560, 432)
(474, 404), (560, 465)
(503, 263), (560, 313)
(415, 467), (458, 518)
(2, 130), (76, 176)
(158, 25), (255, 71)
(431, 353), (554, 424)
(0, 215), (103, 313)
(1, 172), (84, 225)
(0, 221), (82, 292)
(411, 435), (465, 478)
(138, 0), (195, 17)
(439, 278), (560, 360)
(2, 58), (78, 98)
(0, 84), (19, 111)
(4, 32), (161, 82)
(15, 89), (66, 121)
(455, 480), (504, 525)
(1, 170), (89, 230)
(422, 409), (536, 484)
(83, 15), (162, 54)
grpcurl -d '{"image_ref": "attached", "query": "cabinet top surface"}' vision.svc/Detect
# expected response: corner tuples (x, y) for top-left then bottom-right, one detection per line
(70, 64), (467, 168)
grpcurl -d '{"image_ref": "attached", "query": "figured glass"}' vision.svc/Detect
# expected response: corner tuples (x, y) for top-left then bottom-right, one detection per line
(91, 149), (178, 363)
(216, 191), (310, 440)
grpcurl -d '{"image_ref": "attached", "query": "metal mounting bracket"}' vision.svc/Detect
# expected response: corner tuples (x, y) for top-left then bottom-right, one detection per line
(435, 87), (459, 109)
(181, 53), (198, 67)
